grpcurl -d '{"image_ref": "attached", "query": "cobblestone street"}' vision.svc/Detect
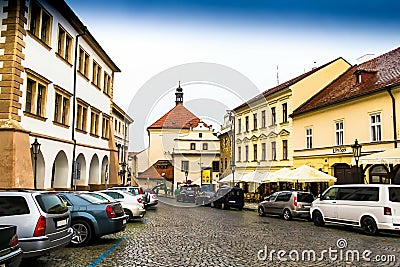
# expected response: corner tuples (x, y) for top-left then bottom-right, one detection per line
(25, 199), (400, 267)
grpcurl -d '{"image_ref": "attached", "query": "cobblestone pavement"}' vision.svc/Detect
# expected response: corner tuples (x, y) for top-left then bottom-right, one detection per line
(23, 200), (400, 267)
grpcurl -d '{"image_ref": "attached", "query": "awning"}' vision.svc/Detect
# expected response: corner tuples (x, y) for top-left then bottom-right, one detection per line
(240, 171), (264, 183)
(218, 173), (244, 183)
(351, 148), (400, 165)
(273, 165), (337, 183)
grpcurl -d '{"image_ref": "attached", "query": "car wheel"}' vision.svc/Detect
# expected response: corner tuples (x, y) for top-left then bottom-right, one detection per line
(313, 210), (325, 227)
(258, 206), (265, 216)
(283, 209), (292, 221)
(71, 220), (92, 246)
(361, 216), (378, 236)
(124, 209), (133, 221)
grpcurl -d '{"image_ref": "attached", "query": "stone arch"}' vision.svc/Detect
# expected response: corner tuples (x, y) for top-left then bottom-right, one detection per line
(76, 153), (87, 185)
(89, 154), (100, 185)
(31, 150), (45, 189)
(51, 151), (69, 189)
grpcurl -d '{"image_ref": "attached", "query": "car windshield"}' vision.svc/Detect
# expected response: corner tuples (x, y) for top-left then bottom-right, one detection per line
(35, 194), (69, 214)
(297, 193), (314, 203)
(79, 193), (108, 204)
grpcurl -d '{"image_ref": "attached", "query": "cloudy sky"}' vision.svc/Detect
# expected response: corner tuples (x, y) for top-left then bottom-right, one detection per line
(66, 0), (400, 150)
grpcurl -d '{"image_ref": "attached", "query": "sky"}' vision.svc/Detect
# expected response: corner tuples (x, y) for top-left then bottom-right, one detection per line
(65, 0), (400, 151)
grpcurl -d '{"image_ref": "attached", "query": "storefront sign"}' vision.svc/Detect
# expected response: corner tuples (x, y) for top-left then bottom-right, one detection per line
(333, 147), (347, 154)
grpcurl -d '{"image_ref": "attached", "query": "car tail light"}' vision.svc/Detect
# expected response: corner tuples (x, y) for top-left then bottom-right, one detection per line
(33, 216), (46, 237)
(293, 195), (298, 207)
(152, 195), (156, 199)
(384, 207), (392, 216)
(9, 234), (18, 247)
(137, 197), (142, 203)
(106, 205), (116, 218)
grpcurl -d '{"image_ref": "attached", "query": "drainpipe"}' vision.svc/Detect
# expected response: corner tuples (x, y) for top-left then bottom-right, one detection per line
(71, 27), (87, 190)
(387, 86), (397, 148)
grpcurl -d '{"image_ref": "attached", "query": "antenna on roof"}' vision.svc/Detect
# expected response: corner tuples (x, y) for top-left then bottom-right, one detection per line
(276, 65), (279, 85)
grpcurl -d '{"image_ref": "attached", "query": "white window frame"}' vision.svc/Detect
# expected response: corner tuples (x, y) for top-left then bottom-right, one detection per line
(306, 128), (312, 149)
(335, 120), (344, 146)
(370, 113), (382, 142)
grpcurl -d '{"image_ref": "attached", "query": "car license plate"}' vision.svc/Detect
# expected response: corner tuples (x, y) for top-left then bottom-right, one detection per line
(57, 219), (68, 228)
(123, 219), (127, 225)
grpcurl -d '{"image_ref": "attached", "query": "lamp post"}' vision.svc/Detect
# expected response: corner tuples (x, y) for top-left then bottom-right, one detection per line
(185, 170), (188, 185)
(31, 138), (41, 189)
(229, 110), (236, 187)
(351, 139), (362, 183)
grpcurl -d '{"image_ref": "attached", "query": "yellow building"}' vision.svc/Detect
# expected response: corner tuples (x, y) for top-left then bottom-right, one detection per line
(233, 57), (351, 186)
(291, 46), (400, 185)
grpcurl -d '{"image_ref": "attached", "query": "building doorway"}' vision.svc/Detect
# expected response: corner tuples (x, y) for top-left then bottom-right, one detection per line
(369, 165), (390, 184)
(333, 163), (353, 184)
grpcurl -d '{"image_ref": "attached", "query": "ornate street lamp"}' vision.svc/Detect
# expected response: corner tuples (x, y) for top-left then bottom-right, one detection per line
(31, 138), (41, 189)
(230, 164), (236, 187)
(351, 139), (362, 183)
(229, 110), (236, 187)
(185, 170), (188, 185)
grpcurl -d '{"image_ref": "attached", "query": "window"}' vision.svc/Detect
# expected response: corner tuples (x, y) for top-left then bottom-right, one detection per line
(261, 110), (266, 128)
(238, 118), (241, 133)
(76, 101), (88, 132)
(90, 109), (100, 136)
(57, 25), (73, 63)
(181, 160), (189, 171)
(190, 143), (196, 150)
(370, 113), (382, 142)
(389, 187), (400, 203)
(337, 187), (379, 201)
(203, 143), (208, 150)
(253, 113), (257, 130)
(199, 133), (203, 138)
(29, 1), (52, 45)
(276, 192), (291, 202)
(245, 145), (249, 161)
(78, 46), (90, 77)
(282, 103), (288, 123)
(0, 196), (30, 216)
(253, 144), (257, 161)
(321, 187), (338, 200)
(53, 88), (71, 126)
(261, 143), (266, 161)
(92, 61), (102, 88)
(103, 72), (112, 95)
(306, 128), (312, 149)
(238, 146), (242, 162)
(335, 120), (344, 146)
(114, 119), (117, 131)
(282, 140), (288, 160)
(271, 107), (276, 125)
(271, 141), (276, 160)
(224, 158), (228, 170)
(245, 116), (249, 131)
(102, 116), (110, 139)
(24, 71), (49, 118)
(212, 161), (219, 172)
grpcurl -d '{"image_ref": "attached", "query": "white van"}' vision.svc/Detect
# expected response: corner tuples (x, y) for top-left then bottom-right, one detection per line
(310, 184), (400, 235)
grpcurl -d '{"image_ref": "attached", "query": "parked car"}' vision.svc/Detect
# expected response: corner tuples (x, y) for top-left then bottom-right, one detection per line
(108, 186), (146, 206)
(0, 191), (73, 258)
(195, 191), (215, 206)
(97, 190), (146, 220)
(211, 186), (244, 210)
(57, 192), (128, 246)
(0, 225), (23, 267)
(258, 191), (314, 220)
(310, 184), (400, 235)
(176, 188), (197, 203)
(143, 189), (158, 208)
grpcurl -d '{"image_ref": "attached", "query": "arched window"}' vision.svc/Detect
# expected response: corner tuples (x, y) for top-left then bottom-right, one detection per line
(369, 165), (390, 184)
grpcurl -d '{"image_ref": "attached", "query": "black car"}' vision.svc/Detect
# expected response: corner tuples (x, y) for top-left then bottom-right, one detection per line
(0, 225), (23, 267)
(176, 189), (197, 203)
(195, 191), (215, 206)
(211, 186), (244, 210)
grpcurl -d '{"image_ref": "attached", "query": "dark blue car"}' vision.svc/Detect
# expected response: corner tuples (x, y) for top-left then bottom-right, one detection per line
(58, 192), (128, 246)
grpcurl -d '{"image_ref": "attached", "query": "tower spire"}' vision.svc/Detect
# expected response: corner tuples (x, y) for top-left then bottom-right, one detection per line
(175, 81), (183, 105)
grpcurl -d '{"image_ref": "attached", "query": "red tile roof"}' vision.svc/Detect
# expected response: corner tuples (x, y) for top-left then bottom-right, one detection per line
(234, 57), (348, 111)
(292, 46), (400, 116)
(147, 103), (201, 130)
(137, 166), (163, 179)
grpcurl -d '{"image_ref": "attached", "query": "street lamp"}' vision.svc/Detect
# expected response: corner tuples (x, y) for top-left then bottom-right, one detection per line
(31, 138), (41, 189)
(229, 110), (236, 187)
(185, 170), (188, 185)
(351, 139), (362, 183)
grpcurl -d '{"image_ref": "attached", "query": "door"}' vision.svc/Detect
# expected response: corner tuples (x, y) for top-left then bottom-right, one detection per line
(318, 187), (339, 220)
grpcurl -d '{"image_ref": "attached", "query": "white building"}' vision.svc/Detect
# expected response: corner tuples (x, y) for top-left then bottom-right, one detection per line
(0, 0), (123, 189)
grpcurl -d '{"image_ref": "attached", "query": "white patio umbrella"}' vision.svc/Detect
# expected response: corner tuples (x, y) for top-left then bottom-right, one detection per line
(218, 173), (244, 183)
(263, 168), (291, 182)
(240, 171), (264, 184)
(276, 165), (337, 183)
